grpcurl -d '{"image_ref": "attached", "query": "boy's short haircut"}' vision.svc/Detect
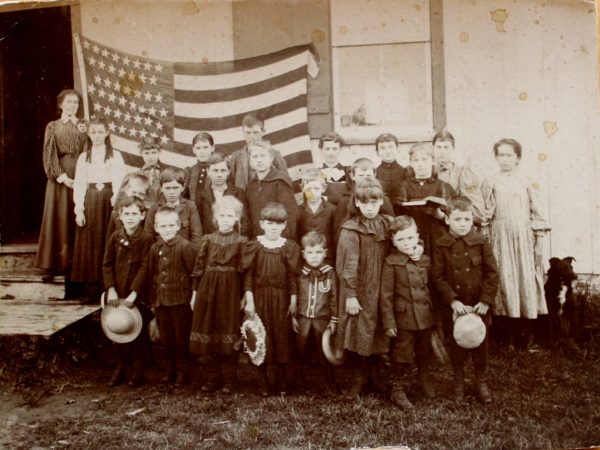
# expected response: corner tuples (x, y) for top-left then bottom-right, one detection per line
(350, 157), (376, 175)
(117, 195), (147, 213)
(154, 206), (180, 224)
(354, 179), (384, 202)
(139, 136), (161, 153)
(212, 195), (243, 222)
(260, 202), (287, 223)
(390, 215), (417, 234)
(432, 129), (456, 147)
(247, 140), (271, 155)
(301, 167), (326, 188)
(207, 152), (229, 169)
(159, 167), (185, 187)
(301, 231), (327, 249)
(192, 131), (214, 147)
(409, 142), (434, 159)
(120, 172), (150, 192)
(375, 133), (399, 149)
(318, 132), (344, 149)
(446, 196), (473, 214)
(241, 113), (264, 130)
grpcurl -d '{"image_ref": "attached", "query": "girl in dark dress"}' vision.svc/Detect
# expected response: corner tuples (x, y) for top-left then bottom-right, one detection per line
(398, 143), (456, 258)
(190, 196), (248, 394)
(242, 203), (301, 396)
(36, 89), (88, 285)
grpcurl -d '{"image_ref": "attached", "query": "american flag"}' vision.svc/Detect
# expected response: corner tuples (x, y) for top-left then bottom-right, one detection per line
(78, 35), (319, 182)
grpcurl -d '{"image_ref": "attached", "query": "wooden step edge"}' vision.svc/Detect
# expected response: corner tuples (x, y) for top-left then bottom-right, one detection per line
(0, 274), (66, 284)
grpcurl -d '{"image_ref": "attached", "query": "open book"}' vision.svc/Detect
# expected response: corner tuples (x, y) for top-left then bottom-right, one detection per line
(401, 196), (447, 208)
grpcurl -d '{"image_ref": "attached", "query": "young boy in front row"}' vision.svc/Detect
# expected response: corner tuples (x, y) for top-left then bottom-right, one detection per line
(145, 167), (203, 245)
(380, 216), (436, 410)
(129, 207), (198, 386)
(292, 231), (338, 389)
(102, 196), (155, 387)
(431, 196), (499, 403)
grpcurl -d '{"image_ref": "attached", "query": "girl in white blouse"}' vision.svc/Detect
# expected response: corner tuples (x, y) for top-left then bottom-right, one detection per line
(71, 118), (126, 302)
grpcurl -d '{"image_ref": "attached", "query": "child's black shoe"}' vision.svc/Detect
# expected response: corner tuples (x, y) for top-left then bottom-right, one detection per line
(108, 367), (125, 387)
(476, 382), (492, 403)
(128, 364), (144, 387)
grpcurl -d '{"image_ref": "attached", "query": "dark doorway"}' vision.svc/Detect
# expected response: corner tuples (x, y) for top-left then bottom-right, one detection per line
(0, 6), (73, 245)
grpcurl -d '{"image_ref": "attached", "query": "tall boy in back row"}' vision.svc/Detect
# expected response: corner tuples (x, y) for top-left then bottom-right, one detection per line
(431, 196), (499, 403)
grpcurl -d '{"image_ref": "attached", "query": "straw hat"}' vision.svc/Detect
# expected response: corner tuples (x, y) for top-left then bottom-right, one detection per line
(240, 313), (266, 366)
(322, 327), (346, 366)
(453, 312), (486, 349)
(100, 294), (143, 344)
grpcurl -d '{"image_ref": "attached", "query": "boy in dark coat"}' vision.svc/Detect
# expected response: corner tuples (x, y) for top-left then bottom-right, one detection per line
(137, 136), (166, 205)
(375, 133), (409, 214)
(183, 132), (215, 212)
(145, 167), (203, 245)
(380, 215), (435, 410)
(103, 196), (155, 387)
(297, 168), (336, 264)
(130, 207), (198, 386)
(246, 140), (298, 239)
(431, 196), (499, 403)
(199, 153), (250, 236)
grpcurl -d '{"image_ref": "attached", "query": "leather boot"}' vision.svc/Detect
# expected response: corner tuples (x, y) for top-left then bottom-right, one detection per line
(368, 356), (390, 397)
(174, 361), (189, 387)
(345, 368), (367, 401)
(221, 356), (238, 394)
(417, 363), (436, 399)
(390, 382), (414, 411)
(161, 363), (176, 384)
(128, 362), (144, 387)
(259, 366), (271, 397)
(108, 366), (125, 387)
(453, 375), (465, 402)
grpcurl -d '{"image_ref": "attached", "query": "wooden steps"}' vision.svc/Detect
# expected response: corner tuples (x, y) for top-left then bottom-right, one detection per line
(0, 245), (96, 336)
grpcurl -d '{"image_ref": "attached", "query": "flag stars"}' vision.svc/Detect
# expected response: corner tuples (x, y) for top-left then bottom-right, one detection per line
(88, 57), (97, 66)
(123, 112), (132, 122)
(108, 122), (117, 131)
(143, 62), (152, 71)
(129, 100), (137, 110)
(118, 125), (127, 134)
(103, 78), (112, 88)
(122, 56), (130, 66)
(139, 74), (147, 83)
(107, 93), (116, 103)
(144, 92), (153, 102)
(154, 93), (163, 103)
(92, 44), (100, 53)
(103, 105), (112, 116)
(134, 115), (142, 124)
(148, 106), (156, 116)
(98, 88), (106, 98)
(118, 97), (127, 106)
(88, 84), (96, 94)
(160, 135), (169, 144)
(112, 80), (121, 91)
(113, 110), (122, 119)
(101, 48), (109, 58)
(159, 107), (168, 117)
(138, 105), (147, 114)
(83, 40), (91, 49)
(144, 117), (152, 126)
(128, 128), (137, 137)
(154, 64), (163, 73)
(133, 60), (141, 69)
(98, 60), (106, 70)
(94, 75), (102, 84)
(128, 72), (137, 81)
(156, 122), (163, 131)
(108, 64), (116, 74)
(122, 85), (132, 96)
(139, 129), (148, 138)
(111, 52), (120, 63)
(118, 68), (126, 78)
(149, 75), (157, 85)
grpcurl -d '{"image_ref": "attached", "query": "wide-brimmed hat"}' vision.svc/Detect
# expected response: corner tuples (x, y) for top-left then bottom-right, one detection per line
(100, 294), (143, 344)
(322, 327), (346, 366)
(453, 312), (486, 349)
(240, 313), (266, 366)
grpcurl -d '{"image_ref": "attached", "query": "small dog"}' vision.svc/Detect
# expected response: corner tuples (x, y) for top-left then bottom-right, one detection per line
(544, 257), (577, 343)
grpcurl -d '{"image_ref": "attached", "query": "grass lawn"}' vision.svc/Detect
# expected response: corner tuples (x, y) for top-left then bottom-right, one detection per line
(1, 302), (599, 449)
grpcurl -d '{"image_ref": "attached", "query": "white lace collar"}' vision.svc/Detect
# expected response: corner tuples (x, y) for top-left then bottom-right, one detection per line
(257, 235), (286, 249)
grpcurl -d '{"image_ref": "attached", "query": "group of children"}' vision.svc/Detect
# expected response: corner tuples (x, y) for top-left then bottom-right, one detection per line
(38, 89), (551, 409)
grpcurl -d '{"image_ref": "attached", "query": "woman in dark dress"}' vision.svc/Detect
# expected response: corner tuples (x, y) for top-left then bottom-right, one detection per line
(35, 89), (87, 285)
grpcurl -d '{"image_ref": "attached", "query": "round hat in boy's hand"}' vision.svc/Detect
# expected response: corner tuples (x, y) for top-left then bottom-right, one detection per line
(453, 312), (486, 349)
(322, 327), (346, 366)
(240, 313), (266, 366)
(100, 294), (143, 344)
